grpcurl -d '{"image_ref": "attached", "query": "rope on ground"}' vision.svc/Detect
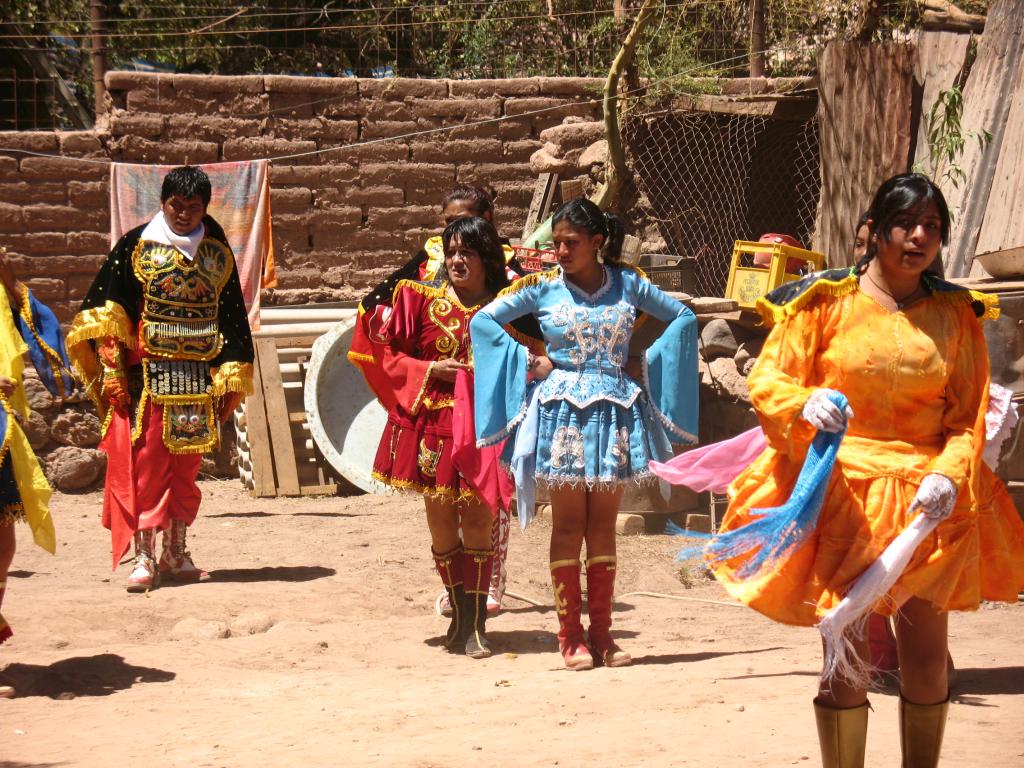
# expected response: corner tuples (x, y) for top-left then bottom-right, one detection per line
(617, 590), (745, 608)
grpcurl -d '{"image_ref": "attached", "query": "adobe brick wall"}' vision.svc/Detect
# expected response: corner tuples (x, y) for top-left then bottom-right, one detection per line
(0, 73), (604, 319)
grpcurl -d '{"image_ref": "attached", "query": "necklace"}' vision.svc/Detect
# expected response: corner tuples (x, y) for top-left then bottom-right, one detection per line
(863, 271), (925, 309)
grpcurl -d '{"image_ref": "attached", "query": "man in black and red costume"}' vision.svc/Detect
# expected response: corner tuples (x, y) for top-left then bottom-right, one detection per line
(68, 166), (254, 592)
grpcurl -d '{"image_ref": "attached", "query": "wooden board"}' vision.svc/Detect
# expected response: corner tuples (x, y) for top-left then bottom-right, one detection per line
(973, 50), (1024, 269)
(558, 178), (586, 203)
(943, 0), (1024, 276)
(244, 341), (277, 498)
(522, 172), (559, 240)
(813, 42), (916, 266)
(255, 336), (301, 497)
(912, 30), (972, 177)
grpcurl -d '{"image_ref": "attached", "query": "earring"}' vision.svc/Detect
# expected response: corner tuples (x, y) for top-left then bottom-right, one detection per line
(597, 252), (605, 265)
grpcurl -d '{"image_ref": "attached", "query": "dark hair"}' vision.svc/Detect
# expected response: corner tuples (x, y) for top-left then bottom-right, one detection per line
(160, 166), (212, 207)
(856, 173), (950, 274)
(443, 185), (494, 218)
(552, 197), (625, 264)
(441, 217), (509, 295)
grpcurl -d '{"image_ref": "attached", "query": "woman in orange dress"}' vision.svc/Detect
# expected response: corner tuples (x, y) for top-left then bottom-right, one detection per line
(713, 173), (1024, 767)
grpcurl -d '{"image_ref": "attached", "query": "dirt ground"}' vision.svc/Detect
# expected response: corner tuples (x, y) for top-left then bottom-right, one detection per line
(1, 480), (1022, 768)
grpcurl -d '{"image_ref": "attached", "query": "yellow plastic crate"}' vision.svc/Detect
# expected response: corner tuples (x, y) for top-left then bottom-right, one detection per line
(725, 240), (825, 309)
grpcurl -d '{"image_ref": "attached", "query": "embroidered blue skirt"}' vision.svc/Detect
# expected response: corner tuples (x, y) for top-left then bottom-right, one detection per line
(535, 396), (671, 489)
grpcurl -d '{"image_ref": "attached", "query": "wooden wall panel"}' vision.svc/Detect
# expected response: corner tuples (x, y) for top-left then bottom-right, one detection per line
(942, 0), (1024, 276)
(813, 42), (915, 266)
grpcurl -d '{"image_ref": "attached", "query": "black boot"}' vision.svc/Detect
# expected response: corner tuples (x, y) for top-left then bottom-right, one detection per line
(462, 548), (494, 659)
(431, 545), (465, 649)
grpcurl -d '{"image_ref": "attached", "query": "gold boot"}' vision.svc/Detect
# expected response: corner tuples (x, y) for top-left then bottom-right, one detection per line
(899, 692), (949, 768)
(814, 699), (868, 768)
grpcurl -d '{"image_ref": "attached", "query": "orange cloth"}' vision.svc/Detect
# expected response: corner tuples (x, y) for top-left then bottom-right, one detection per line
(715, 282), (1024, 626)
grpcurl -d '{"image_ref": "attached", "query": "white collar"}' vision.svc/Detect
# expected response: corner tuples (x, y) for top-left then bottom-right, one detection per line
(141, 211), (205, 261)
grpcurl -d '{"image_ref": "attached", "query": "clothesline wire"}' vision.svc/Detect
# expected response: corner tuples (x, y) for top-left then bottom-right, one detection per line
(0, 3), (699, 41)
(0, 46), (808, 168)
(1, 1), (542, 27)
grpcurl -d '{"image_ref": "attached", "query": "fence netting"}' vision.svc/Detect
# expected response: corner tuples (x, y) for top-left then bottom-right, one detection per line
(623, 108), (821, 297)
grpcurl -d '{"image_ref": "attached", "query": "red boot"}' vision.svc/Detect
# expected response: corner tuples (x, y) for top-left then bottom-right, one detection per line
(586, 556), (632, 667)
(0, 579), (11, 644)
(432, 544), (465, 649)
(551, 559), (593, 671)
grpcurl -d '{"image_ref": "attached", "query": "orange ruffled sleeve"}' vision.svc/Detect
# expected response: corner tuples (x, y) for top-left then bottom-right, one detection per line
(925, 304), (990, 491)
(746, 299), (826, 462)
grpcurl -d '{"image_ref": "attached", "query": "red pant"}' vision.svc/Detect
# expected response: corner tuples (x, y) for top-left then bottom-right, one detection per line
(100, 400), (202, 567)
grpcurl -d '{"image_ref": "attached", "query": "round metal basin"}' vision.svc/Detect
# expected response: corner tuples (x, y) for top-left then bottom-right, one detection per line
(976, 245), (1024, 279)
(304, 316), (391, 495)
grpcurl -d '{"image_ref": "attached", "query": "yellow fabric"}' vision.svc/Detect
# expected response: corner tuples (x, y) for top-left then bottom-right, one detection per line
(66, 301), (135, 421)
(211, 361), (254, 397)
(716, 287), (1024, 626)
(0, 288), (55, 554)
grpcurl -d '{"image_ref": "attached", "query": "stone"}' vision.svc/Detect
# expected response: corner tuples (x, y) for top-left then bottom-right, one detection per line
(22, 374), (55, 411)
(23, 410), (51, 452)
(45, 446), (106, 492)
(707, 356), (751, 403)
(701, 319), (740, 360)
(734, 338), (765, 371)
(51, 410), (102, 448)
(229, 612), (276, 636)
(741, 357), (758, 377)
(170, 618), (231, 641)
(538, 121), (605, 152)
(578, 139), (608, 169)
(529, 146), (576, 175)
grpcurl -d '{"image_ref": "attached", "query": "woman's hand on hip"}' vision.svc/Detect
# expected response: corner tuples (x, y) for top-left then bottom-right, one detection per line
(528, 353), (554, 381)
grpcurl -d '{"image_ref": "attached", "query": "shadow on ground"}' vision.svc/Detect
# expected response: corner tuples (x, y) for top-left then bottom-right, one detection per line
(208, 566), (336, 583)
(0, 654), (175, 699)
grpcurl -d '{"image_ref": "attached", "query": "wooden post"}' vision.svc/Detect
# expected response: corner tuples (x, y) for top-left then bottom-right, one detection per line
(750, 0), (766, 77)
(89, 0), (108, 116)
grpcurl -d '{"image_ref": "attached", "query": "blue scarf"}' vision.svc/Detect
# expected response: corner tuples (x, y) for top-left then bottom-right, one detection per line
(672, 391), (849, 579)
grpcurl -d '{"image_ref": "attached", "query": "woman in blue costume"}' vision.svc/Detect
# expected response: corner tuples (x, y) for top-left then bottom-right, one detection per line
(471, 198), (699, 670)
(0, 247), (75, 696)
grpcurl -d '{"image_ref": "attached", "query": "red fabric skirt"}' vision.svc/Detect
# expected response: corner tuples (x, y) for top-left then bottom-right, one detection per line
(373, 406), (477, 503)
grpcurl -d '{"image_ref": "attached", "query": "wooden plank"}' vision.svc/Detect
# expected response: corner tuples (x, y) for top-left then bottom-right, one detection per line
(813, 42), (916, 267)
(621, 234), (642, 265)
(912, 31), (972, 179)
(944, 0), (1024, 276)
(522, 172), (558, 240)
(300, 483), (339, 497)
(255, 337), (301, 497)
(243, 342), (277, 498)
(252, 333), (320, 349)
(973, 52), (1024, 272)
(558, 178), (586, 203)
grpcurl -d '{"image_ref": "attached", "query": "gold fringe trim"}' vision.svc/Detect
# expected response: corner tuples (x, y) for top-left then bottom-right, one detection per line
(370, 470), (480, 504)
(391, 278), (446, 307)
(754, 272), (859, 326)
(928, 285), (1001, 322)
(421, 396), (455, 411)
(347, 350), (375, 365)
(212, 361), (254, 397)
(410, 362), (435, 414)
(66, 302), (136, 413)
(498, 267), (560, 297)
(504, 324), (546, 355)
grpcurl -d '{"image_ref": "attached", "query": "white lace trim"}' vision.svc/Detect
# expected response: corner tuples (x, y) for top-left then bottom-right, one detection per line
(560, 265), (612, 303)
(538, 389), (642, 410)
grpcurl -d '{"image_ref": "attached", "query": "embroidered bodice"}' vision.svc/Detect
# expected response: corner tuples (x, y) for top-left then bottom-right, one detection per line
(480, 266), (686, 410)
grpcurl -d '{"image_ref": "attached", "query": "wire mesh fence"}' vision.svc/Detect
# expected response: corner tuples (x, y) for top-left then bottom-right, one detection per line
(623, 107), (820, 297)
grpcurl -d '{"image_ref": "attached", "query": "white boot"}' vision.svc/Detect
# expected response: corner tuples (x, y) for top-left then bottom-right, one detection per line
(159, 520), (210, 583)
(126, 530), (159, 593)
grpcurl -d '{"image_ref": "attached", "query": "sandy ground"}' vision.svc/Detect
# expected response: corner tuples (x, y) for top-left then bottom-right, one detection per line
(1, 480), (1022, 768)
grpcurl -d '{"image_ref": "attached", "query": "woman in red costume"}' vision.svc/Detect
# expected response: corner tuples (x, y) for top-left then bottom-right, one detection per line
(369, 216), (515, 659)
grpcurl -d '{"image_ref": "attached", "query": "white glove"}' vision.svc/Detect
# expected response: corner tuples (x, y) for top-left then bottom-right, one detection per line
(801, 389), (854, 433)
(908, 473), (957, 521)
